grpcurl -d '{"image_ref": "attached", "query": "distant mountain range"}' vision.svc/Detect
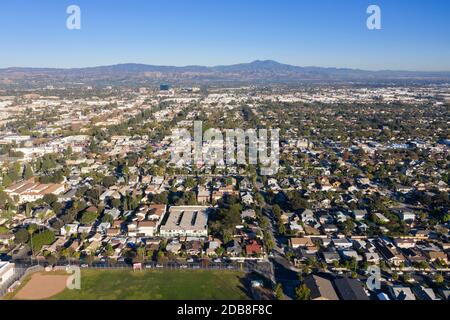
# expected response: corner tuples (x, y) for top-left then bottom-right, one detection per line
(1, 60), (450, 88)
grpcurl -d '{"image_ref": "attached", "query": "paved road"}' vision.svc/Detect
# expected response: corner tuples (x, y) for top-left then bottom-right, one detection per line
(263, 206), (301, 300)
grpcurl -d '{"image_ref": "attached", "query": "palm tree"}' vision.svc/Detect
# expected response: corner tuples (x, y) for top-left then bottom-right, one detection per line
(60, 248), (69, 265)
(137, 247), (146, 263)
(27, 224), (37, 265)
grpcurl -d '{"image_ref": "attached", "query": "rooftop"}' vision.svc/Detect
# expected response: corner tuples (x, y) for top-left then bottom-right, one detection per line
(160, 206), (209, 232)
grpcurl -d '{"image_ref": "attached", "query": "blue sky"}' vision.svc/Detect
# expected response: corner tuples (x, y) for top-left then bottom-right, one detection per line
(0, 0), (449, 70)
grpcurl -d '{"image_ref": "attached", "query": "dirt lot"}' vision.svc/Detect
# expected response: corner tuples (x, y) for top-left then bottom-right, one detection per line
(14, 273), (69, 300)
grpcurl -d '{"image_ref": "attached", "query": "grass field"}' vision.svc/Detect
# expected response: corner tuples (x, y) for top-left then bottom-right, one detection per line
(38, 269), (250, 300)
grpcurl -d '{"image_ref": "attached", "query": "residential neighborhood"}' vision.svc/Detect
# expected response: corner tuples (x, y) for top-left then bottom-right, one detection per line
(0, 82), (448, 301)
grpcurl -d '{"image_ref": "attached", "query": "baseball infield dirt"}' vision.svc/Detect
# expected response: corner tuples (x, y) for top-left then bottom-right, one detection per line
(14, 273), (69, 300)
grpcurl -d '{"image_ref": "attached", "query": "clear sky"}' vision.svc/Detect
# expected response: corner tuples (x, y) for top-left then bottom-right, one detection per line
(0, 0), (449, 70)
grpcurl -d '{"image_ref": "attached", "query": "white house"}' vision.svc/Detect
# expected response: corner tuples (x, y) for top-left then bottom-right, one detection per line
(332, 238), (353, 249)
(398, 210), (416, 222)
(136, 220), (157, 237)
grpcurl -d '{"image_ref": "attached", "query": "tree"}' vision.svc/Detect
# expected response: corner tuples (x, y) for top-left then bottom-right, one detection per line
(84, 254), (95, 266)
(278, 223), (286, 236)
(60, 248), (70, 264)
(24, 163), (34, 180)
(0, 191), (12, 210)
(151, 192), (169, 205)
(104, 244), (114, 257)
(254, 193), (265, 206)
(45, 254), (58, 266)
(111, 198), (121, 209)
(442, 213), (450, 223)
(51, 201), (62, 215)
(0, 226), (8, 235)
(275, 283), (284, 300)
(81, 211), (98, 225)
(65, 145), (73, 157)
(43, 194), (58, 206)
(27, 224), (38, 258)
(7, 163), (21, 182)
(185, 177), (196, 189)
(15, 228), (29, 244)
(31, 230), (56, 252)
(102, 176), (117, 188)
(25, 202), (32, 217)
(435, 274), (444, 285)
(272, 205), (282, 218)
(295, 284), (311, 300)
(102, 214), (114, 224)
(136, 247), (146, 263)
(2, 174), (12, 188)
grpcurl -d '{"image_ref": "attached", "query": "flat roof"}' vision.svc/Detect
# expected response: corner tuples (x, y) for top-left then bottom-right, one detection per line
(160, 206), (209, 232)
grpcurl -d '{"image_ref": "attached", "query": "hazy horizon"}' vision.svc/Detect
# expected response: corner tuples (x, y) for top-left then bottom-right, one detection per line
(0, 0), (449, 71)
(2, 60), (450, 73)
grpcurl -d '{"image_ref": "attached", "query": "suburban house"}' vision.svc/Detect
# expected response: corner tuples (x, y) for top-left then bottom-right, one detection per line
(147, 204), (167, 222)
(389, 286), (416, 300)
(226, 240), (242, 257)
(166, 241), (182, 254)
(241, 209), (257, 221)
(322, 250), (341, 264)
(0, 233), (15, 246)
(332, 238), (353, 249)
(397, 210), (416, 222)
(424, 250), (448, 263)
(197, 188), (210, 204)
(136, 220), (157, 237)
(289, 237), (316, 250)
(375, 241), (406, 266)
(333, 277), (369, 300)
(304, 275), (339, 300)
(352, 210), (368, 221)
(245, 240), (262, 256)
(412, 286), (440, 300)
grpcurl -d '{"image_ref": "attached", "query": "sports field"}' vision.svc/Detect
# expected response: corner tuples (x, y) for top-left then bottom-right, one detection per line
(8, 269), (250, 300)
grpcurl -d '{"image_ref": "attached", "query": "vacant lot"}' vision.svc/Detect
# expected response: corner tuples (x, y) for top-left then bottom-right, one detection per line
(38, 269), (250, 300)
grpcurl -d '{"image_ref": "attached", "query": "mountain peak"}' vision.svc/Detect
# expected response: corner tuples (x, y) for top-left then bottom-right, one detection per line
(250, 60), (281, 65)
